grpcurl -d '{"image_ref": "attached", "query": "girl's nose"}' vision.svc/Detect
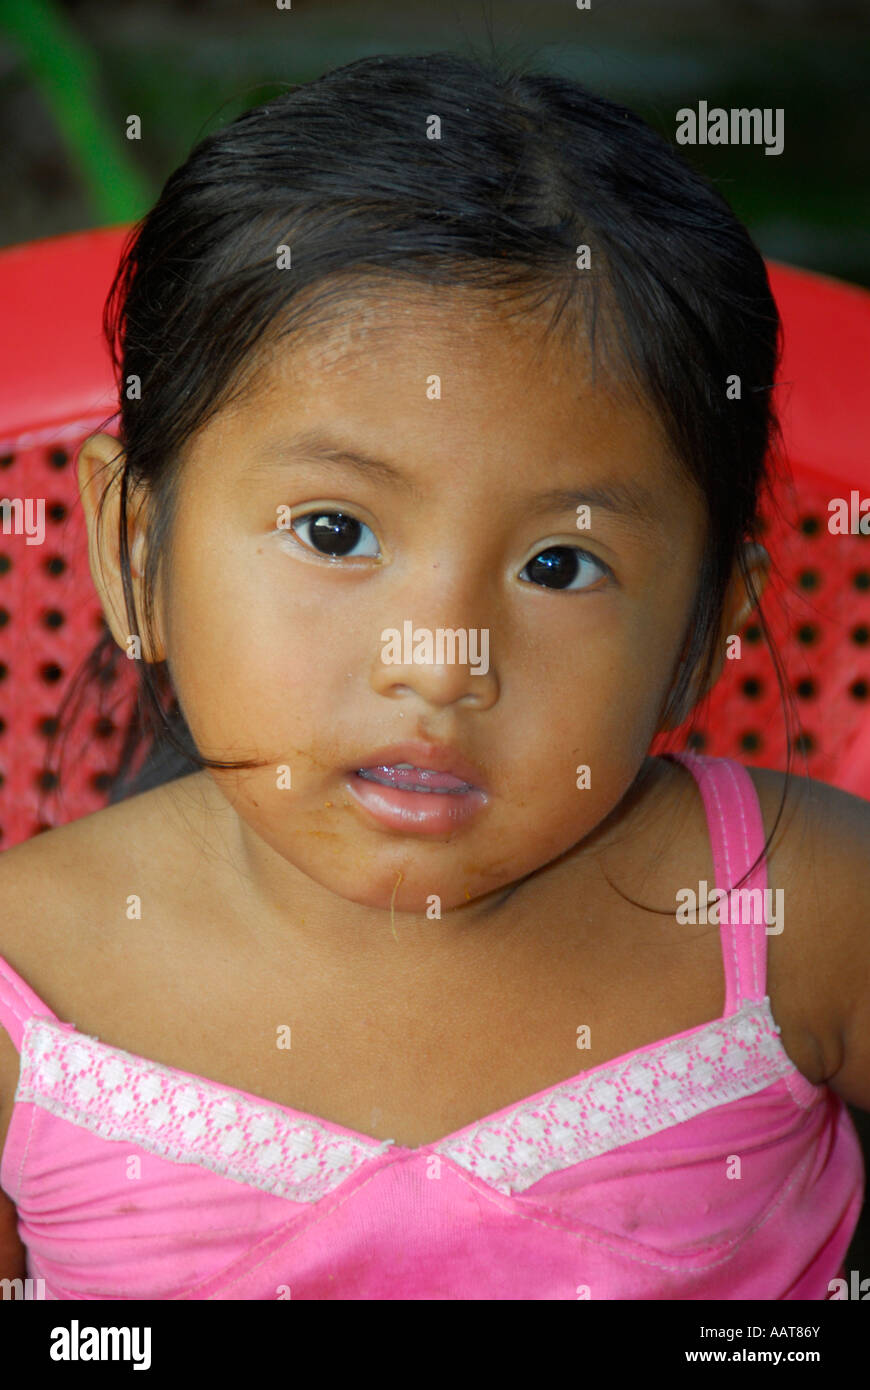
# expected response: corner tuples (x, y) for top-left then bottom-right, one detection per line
(368, 622), (498, 711)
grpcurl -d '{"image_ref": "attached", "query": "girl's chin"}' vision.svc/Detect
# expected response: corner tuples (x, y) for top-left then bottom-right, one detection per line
(322, 875), (511, 918)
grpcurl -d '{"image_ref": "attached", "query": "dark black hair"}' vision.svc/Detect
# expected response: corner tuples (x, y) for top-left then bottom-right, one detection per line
(48, 47), (804, 898)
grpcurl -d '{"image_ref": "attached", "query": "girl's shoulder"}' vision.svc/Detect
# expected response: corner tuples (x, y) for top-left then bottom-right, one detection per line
(0, 774), (209, 1048)
(0, 775), (214, 1167)
(739, 761), (870, 1111)
(0, 774), (190, 961)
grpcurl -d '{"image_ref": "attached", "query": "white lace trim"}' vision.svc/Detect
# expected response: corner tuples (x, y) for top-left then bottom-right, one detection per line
(17, 999), (802, 1201)
(438, 998), (799, 1194)
(18, 1019), (394, 1205)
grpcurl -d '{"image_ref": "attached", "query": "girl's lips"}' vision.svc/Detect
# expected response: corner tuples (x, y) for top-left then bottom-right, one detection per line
(344, 770), (488, 835)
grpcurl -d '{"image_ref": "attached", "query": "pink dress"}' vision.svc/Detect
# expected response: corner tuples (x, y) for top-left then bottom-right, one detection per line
(0, 752), (863, 1299)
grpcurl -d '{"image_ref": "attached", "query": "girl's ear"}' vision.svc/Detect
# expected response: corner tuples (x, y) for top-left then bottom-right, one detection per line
(658, 542), (771, 733)
(703, 541), (771, 696)
(76, 432), (166, 663)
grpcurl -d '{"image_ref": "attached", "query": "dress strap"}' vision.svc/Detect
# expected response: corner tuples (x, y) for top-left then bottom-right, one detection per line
(664, 752), (771, 1017)
(0, 952), (60, 1051)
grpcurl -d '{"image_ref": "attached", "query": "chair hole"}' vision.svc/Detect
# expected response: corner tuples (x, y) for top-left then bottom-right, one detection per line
(37, 769), (58, 791)
(39, 716), (59, 737)
(44, 556), (66, 577)
(795, 730), (816, 754)
(40, 662), (63, 684)
(0, 717), (5, 735)
(851, 625), (869, 645)
(0, 454), (14, 469)
(795, 678), (816, 699)
(798, 570), (820, 591)
(799, 515), (821, 537)
(0, 607), (8, 627)
(743, 623), (762, 644)
(854, 570), (870, 591)
(91, 771), (113, 792)
(795, 623), (818, 645)
(0, 662), (7, 682)
(48, 502), (67, 523)
(849, 679), (868, 701)
(48, 449), (69, 469)
(42, 608), (65, 629)
(687, 730), (707, 751)
(741, 677), (763, 698)
(739, 731), (761, 752)
(0, 554), (11, 575)
(93, 716), (115, 739)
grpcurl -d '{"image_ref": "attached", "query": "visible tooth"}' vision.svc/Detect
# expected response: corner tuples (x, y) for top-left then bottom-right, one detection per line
(357, 768), (470, 794)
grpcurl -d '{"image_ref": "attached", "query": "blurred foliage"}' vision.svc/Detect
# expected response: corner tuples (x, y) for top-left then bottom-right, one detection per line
(0, 0), (867, 287)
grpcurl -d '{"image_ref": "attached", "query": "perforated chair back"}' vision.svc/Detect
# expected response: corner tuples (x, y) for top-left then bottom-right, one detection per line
(649, 262), (870, 789)
(1, 229), (869, 849)
(0, 227), (138, 849)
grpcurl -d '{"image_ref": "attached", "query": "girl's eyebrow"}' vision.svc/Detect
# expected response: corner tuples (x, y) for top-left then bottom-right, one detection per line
(247, 427), (665, 531)
(248, 428), (422, 497)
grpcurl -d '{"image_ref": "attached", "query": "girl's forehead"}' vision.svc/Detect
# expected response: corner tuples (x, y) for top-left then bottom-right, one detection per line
(246, 283), (620, 409)
(199, 282), (682, 498)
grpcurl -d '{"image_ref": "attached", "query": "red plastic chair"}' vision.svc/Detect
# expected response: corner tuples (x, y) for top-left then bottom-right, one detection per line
(1, 227), (869, 850)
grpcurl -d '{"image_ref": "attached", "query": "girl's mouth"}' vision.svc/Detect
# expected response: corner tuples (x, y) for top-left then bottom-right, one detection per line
(345, 763), (487, 835)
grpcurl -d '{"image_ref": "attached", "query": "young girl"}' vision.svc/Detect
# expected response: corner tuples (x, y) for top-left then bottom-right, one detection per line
(0, 50), (867, 1301)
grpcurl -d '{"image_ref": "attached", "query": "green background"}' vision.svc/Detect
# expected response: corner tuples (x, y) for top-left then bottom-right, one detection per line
(0, 0), (868, 287)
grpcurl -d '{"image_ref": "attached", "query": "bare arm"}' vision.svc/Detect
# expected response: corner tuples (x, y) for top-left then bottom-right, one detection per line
(0, 1025), (25, 1279)
(0, 1182), (24, 1281)
(797, 775), (870, 1111)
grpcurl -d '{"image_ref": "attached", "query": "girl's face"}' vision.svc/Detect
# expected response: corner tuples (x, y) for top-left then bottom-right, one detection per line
(109, 287), (714, 921)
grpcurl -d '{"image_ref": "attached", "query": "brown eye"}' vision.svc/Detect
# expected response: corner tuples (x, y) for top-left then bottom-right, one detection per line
(521, 546), (610, 591)
(291, 511), (379, 559)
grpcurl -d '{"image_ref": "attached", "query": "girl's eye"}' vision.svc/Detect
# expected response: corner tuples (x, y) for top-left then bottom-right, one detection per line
(520, 545), (610, 591)
(289, 511), (380, 559)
